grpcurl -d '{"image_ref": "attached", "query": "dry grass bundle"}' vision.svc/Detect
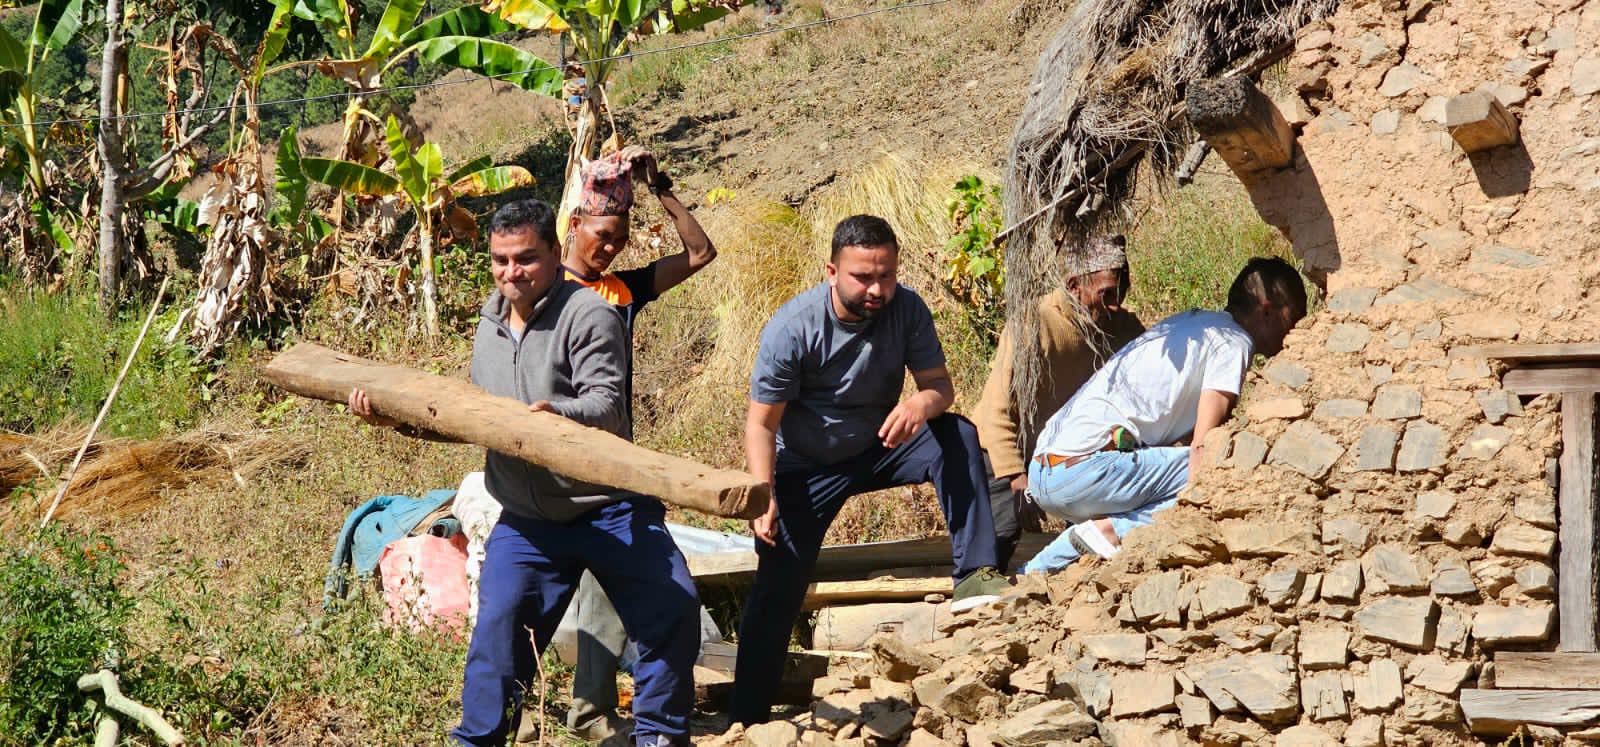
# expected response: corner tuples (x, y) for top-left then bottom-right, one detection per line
(1003, 0), (1336, 430)
(0, 428), (308, 530)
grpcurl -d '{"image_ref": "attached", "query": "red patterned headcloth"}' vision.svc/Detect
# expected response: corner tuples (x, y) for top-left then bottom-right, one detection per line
(576, 151), (634, 216)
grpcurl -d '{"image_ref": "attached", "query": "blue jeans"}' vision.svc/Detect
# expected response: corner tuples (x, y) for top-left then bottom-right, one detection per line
(1022, 447), (1189, 574)
(451, 500), (699, 746)
(732, 414), (998, 725)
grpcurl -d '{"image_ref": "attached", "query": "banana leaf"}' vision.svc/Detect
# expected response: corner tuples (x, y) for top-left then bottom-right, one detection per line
(487, 0), (572, 33)
(667, 3), (731, 33)
(29, 0), (86, 59)
(273, 126), (309, 225)
(32, 201), (73, 254)
(254, 0), (298, 81)
(384, 115), (428, 203)
(416, 143), (443, 185)
(301, 157), (402, 196)
(400, 36), (562, 97)
(0, 27), (24, 71)
(397, 5), (519, 46)
(367, 0), (427, 59)
(450, 166), (534, 197)
(445, 154), (493, 184)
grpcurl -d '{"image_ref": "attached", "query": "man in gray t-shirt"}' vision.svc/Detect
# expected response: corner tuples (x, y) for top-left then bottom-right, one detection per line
(732, 215), (1011, 726)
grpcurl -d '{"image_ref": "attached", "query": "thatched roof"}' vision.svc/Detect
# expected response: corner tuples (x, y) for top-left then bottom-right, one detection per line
(1002, 0), (1338, 429)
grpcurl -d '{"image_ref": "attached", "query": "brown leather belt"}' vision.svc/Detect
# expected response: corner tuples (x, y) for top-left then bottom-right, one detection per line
(1033, 441), (1116, 471)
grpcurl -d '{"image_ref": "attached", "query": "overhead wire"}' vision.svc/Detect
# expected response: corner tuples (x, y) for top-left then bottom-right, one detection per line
(0, 0), (953, 130)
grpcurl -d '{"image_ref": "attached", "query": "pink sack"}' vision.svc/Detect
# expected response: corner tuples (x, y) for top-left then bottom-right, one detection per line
(378, 533), (471, 636)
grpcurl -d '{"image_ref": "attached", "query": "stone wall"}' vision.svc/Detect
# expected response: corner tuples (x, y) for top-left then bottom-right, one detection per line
(706, 0), (1600, 744)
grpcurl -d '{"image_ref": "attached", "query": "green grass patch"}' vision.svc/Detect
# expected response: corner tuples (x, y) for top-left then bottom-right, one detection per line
(0, 281), (204, 438)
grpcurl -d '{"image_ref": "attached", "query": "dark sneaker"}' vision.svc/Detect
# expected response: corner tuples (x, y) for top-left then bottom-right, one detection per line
(951, 567), (1012, 613)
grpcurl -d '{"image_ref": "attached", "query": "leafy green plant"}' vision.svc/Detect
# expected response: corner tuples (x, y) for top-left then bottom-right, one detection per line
(0, 526), (133, 745)
(300, 114), (534, 335)
(943, 174), (1005, 345)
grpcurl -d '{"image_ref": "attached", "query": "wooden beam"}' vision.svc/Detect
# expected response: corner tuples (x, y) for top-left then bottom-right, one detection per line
(1445, 91), (1520, 153)
(688, 533), (1055, 584)
(1494, 653), (1600, 689)
(1185, 76), (1295, 177)
(1461, 689), (1600, 734)
(1453, 343), (1600, 364)
(1561, 393), (1598, 652)
(262, 343), (769, 519)
(1503, 364), (1600, 395)
(802, 577), (952, 610)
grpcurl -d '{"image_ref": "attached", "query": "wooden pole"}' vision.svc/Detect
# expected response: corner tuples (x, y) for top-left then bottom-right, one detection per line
(1445, 91), (1519, 153)
(1558, 392), (1597, 652)
(40, 277), (169, 528)
(261, 342), (770, 519)
(1185, 76), (1296, 177)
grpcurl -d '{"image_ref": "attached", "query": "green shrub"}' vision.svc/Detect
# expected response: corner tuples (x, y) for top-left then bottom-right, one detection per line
(0, 281), (204, 437)
(0, 527), (133, 745)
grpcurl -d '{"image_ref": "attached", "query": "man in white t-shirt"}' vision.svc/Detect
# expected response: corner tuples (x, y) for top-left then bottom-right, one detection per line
(1023, 257), (1307, 573)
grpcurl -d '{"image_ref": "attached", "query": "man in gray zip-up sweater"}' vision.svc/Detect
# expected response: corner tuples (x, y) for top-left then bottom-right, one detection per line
(349, 199), (700, 747)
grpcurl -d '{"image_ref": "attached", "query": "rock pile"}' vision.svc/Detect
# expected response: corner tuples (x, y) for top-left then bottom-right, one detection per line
(703, 0), (1600, 741)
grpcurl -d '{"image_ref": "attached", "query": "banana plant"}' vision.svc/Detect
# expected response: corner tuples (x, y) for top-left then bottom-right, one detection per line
(299, 115), (534, 336)
(485, 0), (741, 235)
(0, 0), (86, 198)
(281, 0), (565, 167)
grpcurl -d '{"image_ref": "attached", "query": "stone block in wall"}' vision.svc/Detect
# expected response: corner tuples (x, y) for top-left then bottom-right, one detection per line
(1327, 287), (1378, 313)
(1514, 491), (1556, 529)
(1299, 629), (1350, 670)
(1263, 361), (1311, 390)
(1354, 597), (1438, 650)
(1247, 397), (1306, 421)
(1474, 390), (1523, 425)
(1258, 569), (1307, 609)
(1081, 633), (1146, 666)
(1185, 654), (1300, 724)
(1351, 425), (1399, 472)
(1472, 560), (1517, 596)
(1374, 278), (1465, 307)
(1345, 715), (1385, 747)
(1440, 519), (1482, 547)
(1361, 544), (1429, 593)
(1175, 693), (1214, 729)
(1228, 432), (1268, 470)
(1313, 399), (1368, 419)
(1489, 523), (1556, 559)
(1323, 519), (1372, 552)
(1436, 608), (1471, 657)
(1378, 63), (1430, 97)
(1444, 313), (1520, 341)
(1446, 357), (1491, 381)
(1515, 564), (1556, 596)
(1109, 671), (1177, 717)
(994, 701), (1097, 744)
(1300, 673), (1349, 721)
(1192, 577), (1254, 622)
(1455, 424), (1511, 461)
(1321, 560), (1364, 603)
(1406, 655), (1473, 695)
(1327, 323), (1373, 353)
(1395, 421), (1447, 472)
(1430, 566), (1478, 597)
(1372, 386), (1422, 419)
(1471, 244), (1548, 271)
(1402, 689), (1462, 725)
(1472, 604), (1554, 645)
(1130, 571), (1184, 627)
(1352, 658), (1403, 712)
(1221, 521), (1319, 558)
(1414, 491), (1454, 520)
(1267, 421), (1344, 479)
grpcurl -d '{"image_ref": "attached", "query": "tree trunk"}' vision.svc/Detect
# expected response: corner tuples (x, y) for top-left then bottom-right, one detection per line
(96, 0), (128, 314)
(418, 215), (439, 337)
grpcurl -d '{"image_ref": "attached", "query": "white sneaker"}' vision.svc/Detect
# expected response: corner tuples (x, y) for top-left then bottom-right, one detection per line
(1067, 521), (1120, 558)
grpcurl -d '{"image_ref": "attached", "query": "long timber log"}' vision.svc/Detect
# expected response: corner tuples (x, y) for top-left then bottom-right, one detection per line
(262, 342), (769, 519)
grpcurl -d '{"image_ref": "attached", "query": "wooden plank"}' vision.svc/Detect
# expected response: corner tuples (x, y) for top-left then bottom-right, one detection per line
(1461, 689), (1600, 734)
(1561, 393), (1598, 652)
(1185, 76), (1295, 177)
(1503, 364), (1600, 395)
(262, 343), (769, 519)
(688, 533), (1055, 584)
(1494, 652), (1600, 688)
(802, 577), (952, 610)
(1453, 343), (1600, 364)
(1445, 91), (1521, 153)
